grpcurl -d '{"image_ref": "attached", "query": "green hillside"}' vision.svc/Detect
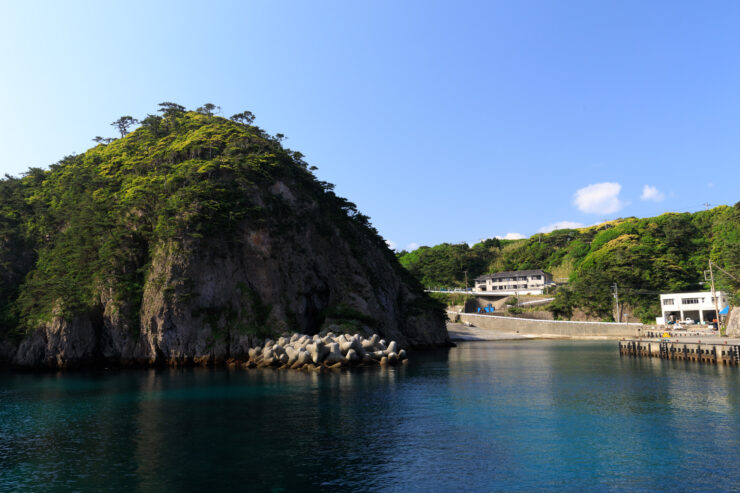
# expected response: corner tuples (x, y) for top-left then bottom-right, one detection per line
(398, 206), (740, 322)
(0, 103), (443, 350)
(1, 105), (304, 336)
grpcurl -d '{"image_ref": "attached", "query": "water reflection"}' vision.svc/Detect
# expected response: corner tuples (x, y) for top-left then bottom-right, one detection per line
(1, 342), (739, 491)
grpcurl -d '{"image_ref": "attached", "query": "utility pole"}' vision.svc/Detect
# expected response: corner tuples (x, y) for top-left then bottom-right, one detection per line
(612, 283), (620, 322)
(709, 260), (721, 331)
(703, 202), (711, 210)
(464, 271), (468, 292)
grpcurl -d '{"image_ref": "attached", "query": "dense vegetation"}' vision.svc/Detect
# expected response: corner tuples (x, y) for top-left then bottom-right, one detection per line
(399, 206), (740, 322)
(396, 238), (507, 288)
(0, 103), (435, 340)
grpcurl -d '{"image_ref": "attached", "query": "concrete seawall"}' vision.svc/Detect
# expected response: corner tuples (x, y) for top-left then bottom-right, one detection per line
(450, 311), (643, 338)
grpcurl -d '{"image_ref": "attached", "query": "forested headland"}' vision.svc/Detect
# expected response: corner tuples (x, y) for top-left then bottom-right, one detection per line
(0, 103), (447, 368)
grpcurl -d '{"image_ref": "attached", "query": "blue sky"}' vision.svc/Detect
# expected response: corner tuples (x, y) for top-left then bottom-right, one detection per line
(1, 1), (738, 251)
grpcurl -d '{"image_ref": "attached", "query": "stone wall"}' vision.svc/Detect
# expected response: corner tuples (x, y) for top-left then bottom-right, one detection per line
(507, 311), (555, 321)
(453, 312), (643, 338)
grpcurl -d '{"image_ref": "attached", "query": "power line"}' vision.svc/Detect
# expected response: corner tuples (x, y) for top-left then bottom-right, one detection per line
(710, 260), (739, 282)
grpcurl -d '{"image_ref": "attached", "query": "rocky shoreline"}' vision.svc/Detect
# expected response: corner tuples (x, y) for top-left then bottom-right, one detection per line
(227, 332), (408, 371)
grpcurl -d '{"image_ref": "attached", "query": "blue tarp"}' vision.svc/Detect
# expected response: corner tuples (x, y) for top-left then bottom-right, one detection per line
(720, 305), (729, 315)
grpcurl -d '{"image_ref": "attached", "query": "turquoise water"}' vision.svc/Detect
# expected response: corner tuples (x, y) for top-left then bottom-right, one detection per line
(1, 340), (739, 491)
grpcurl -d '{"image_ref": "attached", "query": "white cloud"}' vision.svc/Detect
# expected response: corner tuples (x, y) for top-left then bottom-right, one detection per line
(406, 242), (419, 251)
(538, 221), (585, 233)
(573, 182), (625, 214)
(640, 184), (665, 202)
(495, 232), (525, 240)
(385, 239), (397, 251)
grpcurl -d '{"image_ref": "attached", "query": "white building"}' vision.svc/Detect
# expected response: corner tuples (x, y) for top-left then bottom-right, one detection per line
(659, 291), (729, 325)
(473, 269), (554, 295)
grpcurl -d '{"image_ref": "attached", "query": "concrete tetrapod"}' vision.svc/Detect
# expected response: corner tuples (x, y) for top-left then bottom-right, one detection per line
(237, 332), (408, 371)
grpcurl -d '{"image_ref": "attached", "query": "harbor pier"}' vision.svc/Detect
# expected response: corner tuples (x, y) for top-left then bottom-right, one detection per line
(619, 336), (740, 365)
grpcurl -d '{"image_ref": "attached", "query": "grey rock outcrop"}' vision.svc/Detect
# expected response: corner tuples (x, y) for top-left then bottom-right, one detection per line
(727, 307), (740, 337)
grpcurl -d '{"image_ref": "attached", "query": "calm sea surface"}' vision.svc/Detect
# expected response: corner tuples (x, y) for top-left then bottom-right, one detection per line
(1, 340), (739, 491)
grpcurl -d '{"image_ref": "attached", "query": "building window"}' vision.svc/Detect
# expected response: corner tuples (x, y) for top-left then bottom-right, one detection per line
(681, 298), (699, 305)
(663, 299), (674, 305)
(532, 275), (541, 280)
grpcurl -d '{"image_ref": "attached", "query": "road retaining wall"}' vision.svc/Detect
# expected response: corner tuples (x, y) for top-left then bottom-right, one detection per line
(450, 311), (643, 338)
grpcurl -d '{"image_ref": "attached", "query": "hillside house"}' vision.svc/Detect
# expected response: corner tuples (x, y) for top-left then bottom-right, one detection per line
(473, 269), (553, 295)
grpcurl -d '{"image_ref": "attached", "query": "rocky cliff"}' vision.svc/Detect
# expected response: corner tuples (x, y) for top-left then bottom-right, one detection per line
(727, 307), (740, 337)
(0, 106), (448, 369)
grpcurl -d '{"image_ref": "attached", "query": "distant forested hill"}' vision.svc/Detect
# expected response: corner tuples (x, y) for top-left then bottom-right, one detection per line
(398, 205), (740, 322)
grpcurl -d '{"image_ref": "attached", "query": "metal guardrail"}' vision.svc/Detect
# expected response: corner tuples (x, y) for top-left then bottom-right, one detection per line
(520, 298), (555, 305)
(425, 289), (474, 294)
(426, 289), (551, 296)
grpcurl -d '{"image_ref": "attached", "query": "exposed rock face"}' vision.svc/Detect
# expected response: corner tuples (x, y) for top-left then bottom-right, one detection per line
(12, 315), (99, 368)
(0, 111), (449, 369)
(727, 307), (740, 337)
(2, 187), (448, 369)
